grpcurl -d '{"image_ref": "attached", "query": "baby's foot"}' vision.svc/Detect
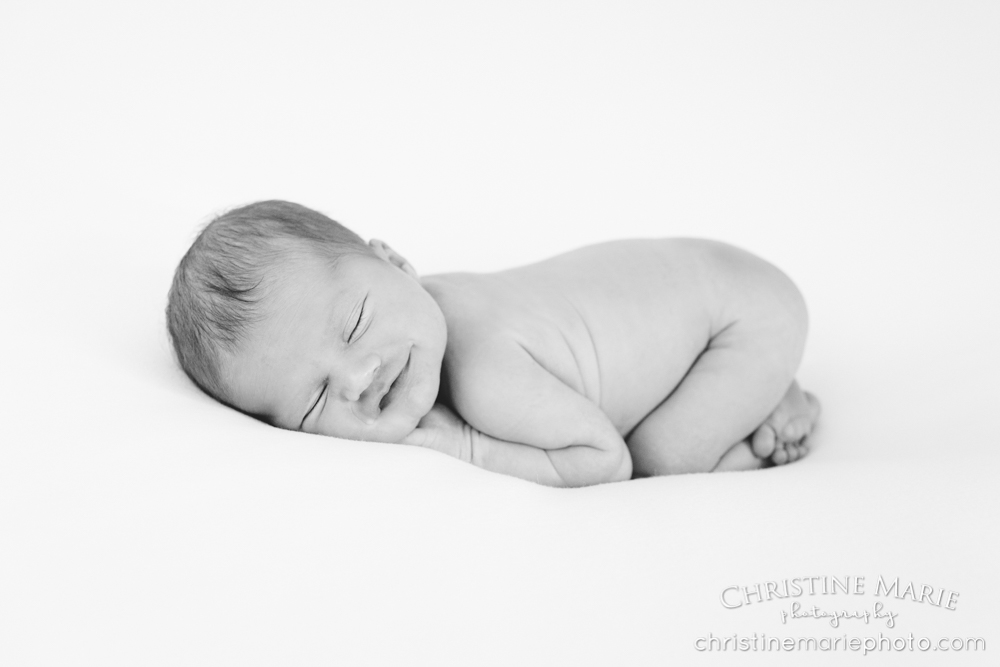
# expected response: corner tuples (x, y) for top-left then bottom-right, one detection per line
(750, 381), (821, 466)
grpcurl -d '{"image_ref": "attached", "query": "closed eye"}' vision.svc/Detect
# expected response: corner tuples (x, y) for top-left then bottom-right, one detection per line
(300, 383), (327, 430)
(348, 296), (370, 342)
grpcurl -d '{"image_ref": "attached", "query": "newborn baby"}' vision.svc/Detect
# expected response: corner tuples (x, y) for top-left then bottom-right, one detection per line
(168, 200), (820, 487)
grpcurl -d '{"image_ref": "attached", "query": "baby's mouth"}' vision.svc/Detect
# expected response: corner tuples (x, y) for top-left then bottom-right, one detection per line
(353, 349), (413, 426)
(379, 349), (412, 412)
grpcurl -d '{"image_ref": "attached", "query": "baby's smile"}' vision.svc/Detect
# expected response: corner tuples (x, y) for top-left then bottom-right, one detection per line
(379, 347), (412, 409)
(221, 244), (447, 443)
(355, 344), (412, 424)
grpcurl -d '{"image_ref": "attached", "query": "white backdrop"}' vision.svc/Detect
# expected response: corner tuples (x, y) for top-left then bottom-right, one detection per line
(2, 1), (998, 665)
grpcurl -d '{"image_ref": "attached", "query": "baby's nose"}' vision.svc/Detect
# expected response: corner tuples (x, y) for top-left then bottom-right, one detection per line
(339, 354), (381, 402)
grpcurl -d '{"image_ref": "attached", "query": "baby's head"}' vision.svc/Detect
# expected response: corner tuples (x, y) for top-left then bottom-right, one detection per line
(167, 200), (446, 442)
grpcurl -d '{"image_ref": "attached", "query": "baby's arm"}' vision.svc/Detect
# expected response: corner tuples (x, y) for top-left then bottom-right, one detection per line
(628, 241), (809, 476)
(407, 339), (632, 487)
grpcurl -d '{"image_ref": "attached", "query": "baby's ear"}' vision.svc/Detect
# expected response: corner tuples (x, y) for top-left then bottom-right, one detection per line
(368, 239), (418, 278)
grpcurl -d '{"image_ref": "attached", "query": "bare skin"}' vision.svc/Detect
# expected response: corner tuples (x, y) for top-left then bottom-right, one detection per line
(715, 380), (821, 471)
(227, 238), (820, 487)
(412, 239), (819, 483)
(751, 380), (821, 465)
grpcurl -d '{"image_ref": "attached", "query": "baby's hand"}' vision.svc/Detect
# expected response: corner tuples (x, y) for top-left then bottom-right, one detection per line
(402, 404), (474, 464)
(750, 380), (821, 465)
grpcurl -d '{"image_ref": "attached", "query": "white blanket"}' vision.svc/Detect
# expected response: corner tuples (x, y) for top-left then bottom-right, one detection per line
(2, 2), (997, 664)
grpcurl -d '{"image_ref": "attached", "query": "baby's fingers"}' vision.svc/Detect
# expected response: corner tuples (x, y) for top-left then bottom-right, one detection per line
(402, 428), (431, 449)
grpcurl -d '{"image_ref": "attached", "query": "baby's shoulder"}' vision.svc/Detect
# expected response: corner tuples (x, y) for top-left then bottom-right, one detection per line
(424, 271), (592, 399)
(421, 271), (544, 342)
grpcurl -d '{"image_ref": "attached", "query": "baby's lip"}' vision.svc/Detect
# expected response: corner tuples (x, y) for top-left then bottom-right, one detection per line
(380, 348), (412, 411)
(354, 349), (411, 425)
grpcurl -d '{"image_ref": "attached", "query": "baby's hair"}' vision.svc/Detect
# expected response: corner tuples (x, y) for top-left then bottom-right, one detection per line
(166, 200), (369, 405)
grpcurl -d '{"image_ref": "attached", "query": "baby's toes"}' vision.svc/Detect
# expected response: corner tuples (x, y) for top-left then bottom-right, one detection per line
(789, 441), (806, 462)
(751, 425), (777, 459)
(788, 437), (811, 462)
(798, 437), (809, 459)
(782, 416), (812, 443)
(771, 443), (790, 465)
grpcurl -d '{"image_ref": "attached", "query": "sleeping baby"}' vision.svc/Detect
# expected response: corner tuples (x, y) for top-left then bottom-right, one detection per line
(167, 200), (820, 487)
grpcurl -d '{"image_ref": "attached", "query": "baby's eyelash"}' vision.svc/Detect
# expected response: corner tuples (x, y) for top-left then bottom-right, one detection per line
(348, 297), (368, 342)
(308, 385), (326, 416)
(301, 382), (327, 430)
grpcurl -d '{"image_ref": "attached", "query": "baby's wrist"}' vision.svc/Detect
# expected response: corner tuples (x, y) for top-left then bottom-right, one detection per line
(461, 423), (476, 465)
(462, 424), (483, 467)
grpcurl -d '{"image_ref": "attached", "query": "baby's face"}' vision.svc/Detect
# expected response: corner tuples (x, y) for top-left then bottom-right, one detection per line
(223, 244), (446, 443)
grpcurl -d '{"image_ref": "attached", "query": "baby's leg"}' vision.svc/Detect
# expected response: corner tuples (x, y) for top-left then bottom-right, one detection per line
(626, 322), (801, 476)
(709, 383), (820, 472)
(713, 440), (766, 472)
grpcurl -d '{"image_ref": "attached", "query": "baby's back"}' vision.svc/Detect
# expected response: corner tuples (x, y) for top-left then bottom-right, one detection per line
(423, 239), (727, 436)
